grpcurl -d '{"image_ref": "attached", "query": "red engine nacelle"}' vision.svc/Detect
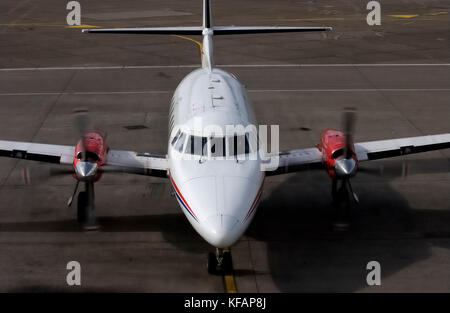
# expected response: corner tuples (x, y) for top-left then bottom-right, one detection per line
(73, 131), (107, 181)
(318, 129), (358, 179)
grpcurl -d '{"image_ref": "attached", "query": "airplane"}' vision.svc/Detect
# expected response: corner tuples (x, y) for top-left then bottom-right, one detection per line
(0, 0), (449, 275)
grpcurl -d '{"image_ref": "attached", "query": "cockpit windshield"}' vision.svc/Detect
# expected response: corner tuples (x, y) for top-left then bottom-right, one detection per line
(171, 131), (255, 158)
(188, 135), (208, 156)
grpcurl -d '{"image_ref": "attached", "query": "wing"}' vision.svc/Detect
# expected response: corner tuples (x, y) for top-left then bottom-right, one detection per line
(355, 134), (450, 161)
(265, 147), (323, 176)
(0, 140), (169, 178)
(268, 133), (450, 176)
(105, 149), (168, 178)
(0, 140), (74, 164)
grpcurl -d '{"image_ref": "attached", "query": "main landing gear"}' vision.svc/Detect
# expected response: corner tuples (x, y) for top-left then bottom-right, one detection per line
(331, 178), (352, 231)
(207, 248), (233, 275)
(76, 181), (99, 230)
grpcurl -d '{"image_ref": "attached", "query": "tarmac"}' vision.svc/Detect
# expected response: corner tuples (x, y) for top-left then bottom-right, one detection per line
(0, 0), (449, 292)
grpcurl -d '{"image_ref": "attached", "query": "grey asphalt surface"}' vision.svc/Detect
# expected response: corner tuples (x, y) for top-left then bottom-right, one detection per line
(0, 0), (449, 292)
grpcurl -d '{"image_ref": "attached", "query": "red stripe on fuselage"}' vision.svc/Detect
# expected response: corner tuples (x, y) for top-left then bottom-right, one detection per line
(245, 180), (265, 220)
(170, 176), (199, 220)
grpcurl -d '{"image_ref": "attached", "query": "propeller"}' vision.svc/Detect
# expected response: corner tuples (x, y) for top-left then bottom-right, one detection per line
(66, 109), (89, 207)
(72, 110), (99, 229)
(345, 177), (359, 203)
(74, 109), (88, 162)
(343, 107), (356, 159)
(67, 180), (80, 207)
(333, 108), (359, 205)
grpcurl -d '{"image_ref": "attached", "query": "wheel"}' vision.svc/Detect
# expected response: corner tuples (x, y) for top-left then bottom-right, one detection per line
(207, 251), (233, 275)
(221, 251), (233, 275)
(207, 252), (218, 275)
(332, 182), (352, 231)
(77, 191), (88, 224)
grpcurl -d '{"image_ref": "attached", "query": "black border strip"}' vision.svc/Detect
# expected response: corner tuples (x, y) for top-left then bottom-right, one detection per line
(0, 149), (61, 164)
(367, 142), (450, 160)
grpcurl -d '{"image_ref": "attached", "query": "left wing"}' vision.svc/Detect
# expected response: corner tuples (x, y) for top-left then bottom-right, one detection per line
(0, 140), (74, 165)
(0, 140), (169, 178)
(268, 133), (450, 176)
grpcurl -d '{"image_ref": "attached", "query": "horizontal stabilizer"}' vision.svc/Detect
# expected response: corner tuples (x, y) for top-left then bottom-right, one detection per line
(212, 26), (332, 35)
(82, 26), (332, 35)
(82, 27), (203, 35)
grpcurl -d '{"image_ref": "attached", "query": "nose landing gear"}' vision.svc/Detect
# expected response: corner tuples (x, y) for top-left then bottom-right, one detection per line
(207, 248), (233, 275)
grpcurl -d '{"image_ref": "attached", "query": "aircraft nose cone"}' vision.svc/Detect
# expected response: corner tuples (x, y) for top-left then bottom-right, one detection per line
(204, 214), (239, 248)
(334, 158), (356, 177)
(75, 161), (98, 180)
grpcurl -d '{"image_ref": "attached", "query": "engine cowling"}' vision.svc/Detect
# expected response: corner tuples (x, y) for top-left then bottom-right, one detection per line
(73, 131), (107, 181)
(318, 129), (358, 179)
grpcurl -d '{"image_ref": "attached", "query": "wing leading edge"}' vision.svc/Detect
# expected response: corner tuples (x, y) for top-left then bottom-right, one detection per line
(0, 140), (74, 165)
(268, 133), (450, 176)
(0, 140), (169, 178)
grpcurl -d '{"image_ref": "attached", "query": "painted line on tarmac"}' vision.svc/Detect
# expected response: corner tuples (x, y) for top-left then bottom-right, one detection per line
(223, 274), (237, 293)
(1, 89), (449, 97)
(222, 249), (237, 293)
(1, 64), (449, 71)
(172, 35), (203, 64)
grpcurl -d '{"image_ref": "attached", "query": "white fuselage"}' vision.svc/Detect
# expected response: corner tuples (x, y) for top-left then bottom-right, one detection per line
(168, 67), (265, 248)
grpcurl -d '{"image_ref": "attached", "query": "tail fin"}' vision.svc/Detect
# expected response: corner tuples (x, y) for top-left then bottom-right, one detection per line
(203, 0), (212, 29)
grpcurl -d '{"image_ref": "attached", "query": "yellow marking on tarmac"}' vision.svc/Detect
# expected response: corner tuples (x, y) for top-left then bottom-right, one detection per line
(223, 274), (237, 293)
(389, 14), (419, 19)
(426, 11), (448, 16)
(222, 248), (237, 293)
(66, 24), (100, 28)
(172, 35), (203, 64)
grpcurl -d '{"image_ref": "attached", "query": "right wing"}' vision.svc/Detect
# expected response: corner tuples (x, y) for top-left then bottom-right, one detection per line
(354, 134), (450, 161)
(267, 133), (450, 176)
(265, 147), (323, 176)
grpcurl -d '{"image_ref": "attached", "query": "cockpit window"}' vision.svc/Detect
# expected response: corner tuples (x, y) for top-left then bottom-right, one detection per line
(174, 132), (186, 153)
(210, 136), (226, 157)
(331, 148), (344, 159)
(171, 129), (181, 146)
(180, 132), (255, 158)
(188, 135), (208, 156)
(228, 134), (250, 156)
